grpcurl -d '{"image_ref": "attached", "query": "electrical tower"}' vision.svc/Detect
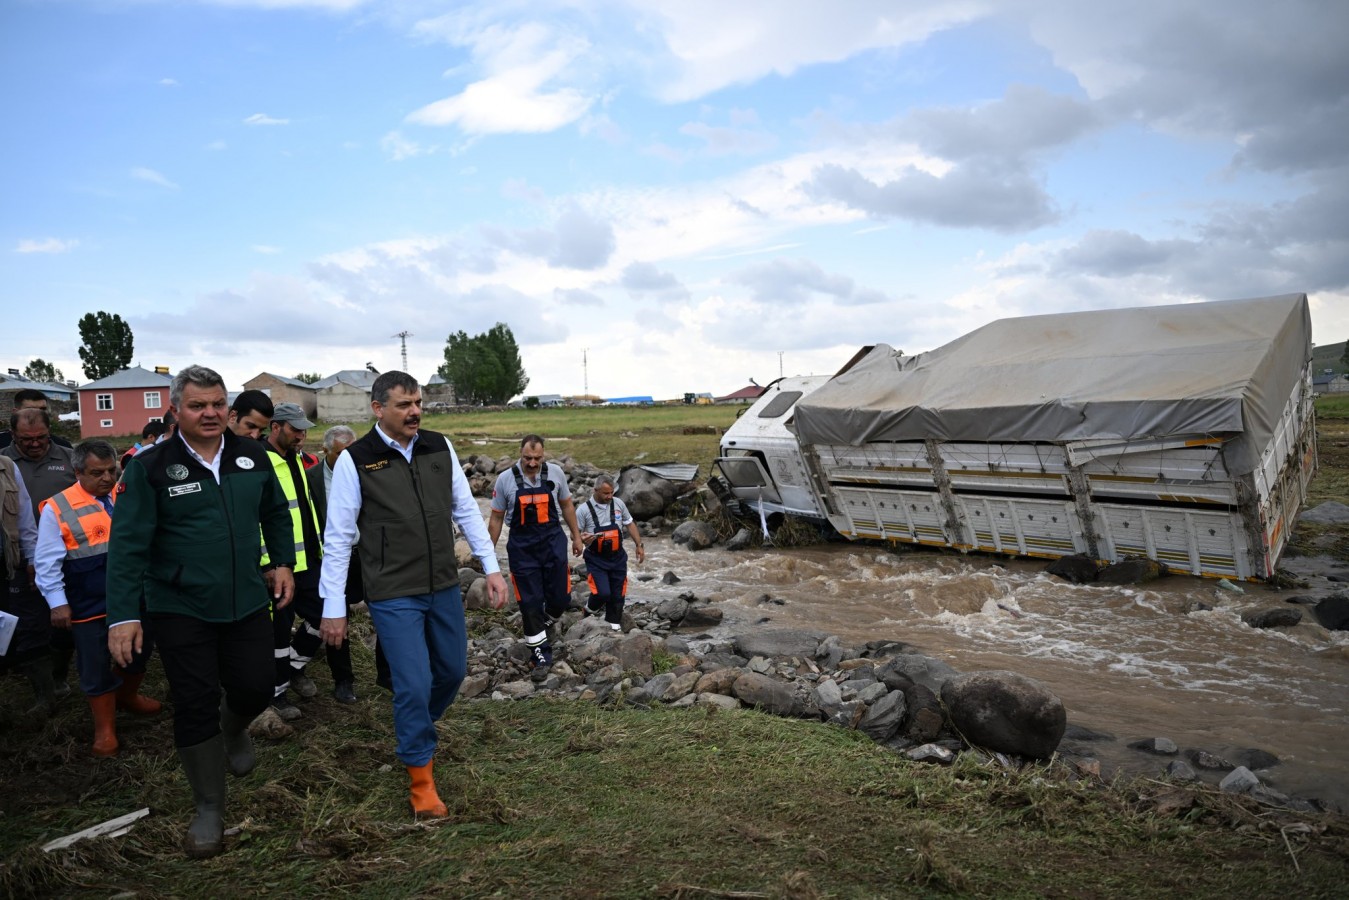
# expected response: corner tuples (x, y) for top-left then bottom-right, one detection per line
(392, 331), (414, 372)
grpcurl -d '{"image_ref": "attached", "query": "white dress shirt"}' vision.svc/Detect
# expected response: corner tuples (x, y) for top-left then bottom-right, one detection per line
(319, 425), (500, 619)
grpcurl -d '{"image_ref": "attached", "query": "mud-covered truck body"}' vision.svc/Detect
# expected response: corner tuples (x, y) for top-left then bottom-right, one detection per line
(715, 294), (1317, 581)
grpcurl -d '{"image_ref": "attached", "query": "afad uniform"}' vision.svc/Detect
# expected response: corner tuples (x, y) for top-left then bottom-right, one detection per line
(577, 495), (634, 628)
(491, 462), (572, 645)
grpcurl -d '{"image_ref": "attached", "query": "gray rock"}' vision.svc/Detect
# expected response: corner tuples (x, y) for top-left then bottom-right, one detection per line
(1313, 594), (1349, 631)
(1098, 556), (1169, 584)
(877, 653), (958, 693)
(1063, 724), (1116, 742)
(617, 632), (655, 676)
(671, 520), (718, 550)
(856, 682), (890, 704)
(1241, 608), (1303, 628)
(459, 673), (491, 700)
(694, 668), (741, 695)
(1045, 554), (1100, 584)
(660, 571), (681, 585)
(816, 635), (844, 671)
(1219, 766), (1260, 794)
(1298, 500), (1349, 525)
(1166, 760), (1199, 781)
(1237, 748), (1281, 770)
(906, 743), (956, 764)
(1184, 749), (1233, 770)
(732, 672), (801, 717)
(655, 597), (690, 621)
(642, 673), (676, 701)
(464, 577), (492, 610)
(942, 671), (1066, 759)
(857, 690), (907, 742)
(827, 699), (866, 729)
(494, 681), (537, 700)
(733, 628), (827, 660)
(726, 527), (754, 551)
(899, 682), (946, 744)
(679, 605), (724, 628)
(694, 692), (740, 710)
(663, 671), (700, 701)
(813, 679), (843, 718)
(616, 466), (693, 520)
(1127, 737), (1179, 755)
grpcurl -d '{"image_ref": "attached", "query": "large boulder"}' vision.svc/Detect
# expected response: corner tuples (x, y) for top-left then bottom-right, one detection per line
(876, 653), (959, 693)
(733, 628), (827, 660)
(1298, 501), (1349, 525)
(617, 466), (693, 520)
(671, 520), (718, 550)
(1313, 594), (1349, 631)
(1098, 556), (1169, 584)
(941, 671), (1066, 759)
(732, 672), (802, 717)
(1045, 554), (1100, 584)
(1241, 608), (1302, 629)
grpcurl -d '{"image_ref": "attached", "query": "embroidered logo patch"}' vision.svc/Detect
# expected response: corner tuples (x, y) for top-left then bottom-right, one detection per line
(115, 481), (127, 495)
(237, 457), (255, 470)
(167, 464), (189, 481)
(168, 482), (202, 497)
(364, 460), (389, 471)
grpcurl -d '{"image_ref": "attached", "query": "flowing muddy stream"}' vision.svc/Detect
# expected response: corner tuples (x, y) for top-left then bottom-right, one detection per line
(629, 538), (1349, 809)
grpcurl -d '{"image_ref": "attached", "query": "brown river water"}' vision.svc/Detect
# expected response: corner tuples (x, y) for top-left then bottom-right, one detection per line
(628, 537), (1349, 809)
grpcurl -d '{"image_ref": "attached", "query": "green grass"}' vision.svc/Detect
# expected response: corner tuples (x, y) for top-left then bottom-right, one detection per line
(3, 668), (1346, 899)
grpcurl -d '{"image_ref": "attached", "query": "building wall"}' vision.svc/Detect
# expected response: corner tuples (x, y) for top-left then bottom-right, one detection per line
(317, 384), (372, 422)
(78, 386), (170, 441)
(243, 374), (318, 417)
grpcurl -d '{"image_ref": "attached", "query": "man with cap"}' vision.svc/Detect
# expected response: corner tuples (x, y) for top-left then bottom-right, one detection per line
(259, 402), (338, 721)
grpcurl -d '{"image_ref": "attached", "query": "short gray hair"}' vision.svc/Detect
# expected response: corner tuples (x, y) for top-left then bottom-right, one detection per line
(322, 424), (357, 450)
(371, 370), (419, 406)
(170, 365), (226, 408)
(73, 439), (117, 472)
(594, 474), (616, 491)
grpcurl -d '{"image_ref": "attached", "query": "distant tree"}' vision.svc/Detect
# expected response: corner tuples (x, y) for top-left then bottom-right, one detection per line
(439, 322), (529, 405)
(293, 372), (322, 384)
(77, 311), (134, 380)
(23, 358), (64, 383)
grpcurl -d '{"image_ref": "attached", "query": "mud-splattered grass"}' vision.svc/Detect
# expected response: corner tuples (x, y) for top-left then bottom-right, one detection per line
(3, 675), (1347, 899)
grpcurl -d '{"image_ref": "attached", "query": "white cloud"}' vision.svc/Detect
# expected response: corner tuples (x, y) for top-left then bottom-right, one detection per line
(15, 237), (79, 254)
(253, 245), (282, 254)
(131, 167), (179, 189)
(243, 113), (290, 126)
(380, 130), (432, 161)
(406, 19), (594, 134)
(159, 77), (179, 87)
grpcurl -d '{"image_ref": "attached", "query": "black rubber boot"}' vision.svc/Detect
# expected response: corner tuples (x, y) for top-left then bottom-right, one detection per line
(20, 658), (58, 717)
(219, 700), (257, 777)
(178, 736), (227, 859)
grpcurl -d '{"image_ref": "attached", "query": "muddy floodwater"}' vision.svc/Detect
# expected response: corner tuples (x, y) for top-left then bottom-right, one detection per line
(629, 537), (1349, 809)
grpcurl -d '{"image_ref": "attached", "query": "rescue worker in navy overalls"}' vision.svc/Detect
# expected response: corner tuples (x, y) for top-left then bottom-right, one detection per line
(488, 435), (583, 674)
(577, 474), (646, 631)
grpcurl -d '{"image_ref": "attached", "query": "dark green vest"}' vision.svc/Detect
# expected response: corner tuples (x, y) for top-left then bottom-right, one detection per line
(348, 427), (460, 601)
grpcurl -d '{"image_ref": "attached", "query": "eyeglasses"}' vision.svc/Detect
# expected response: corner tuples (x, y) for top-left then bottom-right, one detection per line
(16, 434), (50, 445)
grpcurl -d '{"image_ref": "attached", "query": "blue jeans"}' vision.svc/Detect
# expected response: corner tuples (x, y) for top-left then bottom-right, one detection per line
(366, 586), (467, 767)
(72, 616), (150, 696)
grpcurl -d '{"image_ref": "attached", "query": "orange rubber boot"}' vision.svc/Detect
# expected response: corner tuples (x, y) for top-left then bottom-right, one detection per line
(114, 670), (163, 715)
(89, 693), (119, 757)
(406, 762), (448, 819)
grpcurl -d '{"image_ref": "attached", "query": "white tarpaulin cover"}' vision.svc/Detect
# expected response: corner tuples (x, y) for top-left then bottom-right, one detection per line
(792, 294), (1312, 476)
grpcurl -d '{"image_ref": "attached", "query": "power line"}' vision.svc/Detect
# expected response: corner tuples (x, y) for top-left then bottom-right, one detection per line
(392, 331), (414, 372)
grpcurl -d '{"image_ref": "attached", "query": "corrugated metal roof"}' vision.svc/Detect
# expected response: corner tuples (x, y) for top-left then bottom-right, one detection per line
(78, 366), (173, 390)
(637, 462), (699, 482)
(312, 369), (378, 391)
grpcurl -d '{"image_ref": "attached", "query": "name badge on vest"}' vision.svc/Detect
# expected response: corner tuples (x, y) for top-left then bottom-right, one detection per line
(364, 460), (389, 471)
(167, 464), (189, 481)
(168, 482), (202, 497)
(237, 457), (255, 470)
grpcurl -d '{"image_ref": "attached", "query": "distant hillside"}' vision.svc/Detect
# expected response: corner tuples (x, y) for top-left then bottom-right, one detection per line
(1312, 339), (1348, 375)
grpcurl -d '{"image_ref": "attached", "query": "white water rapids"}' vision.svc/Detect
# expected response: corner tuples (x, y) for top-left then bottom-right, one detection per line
(625, 537), (1349, 809)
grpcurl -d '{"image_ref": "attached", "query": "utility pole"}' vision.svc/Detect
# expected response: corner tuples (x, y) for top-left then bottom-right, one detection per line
(392, 331), (413, 372)
(778, 351), (784, 378)
(583, 348), (589, 396)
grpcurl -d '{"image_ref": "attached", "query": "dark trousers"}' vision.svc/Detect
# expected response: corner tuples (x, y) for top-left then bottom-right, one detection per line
(584, 551), (629, 625)
(150, 607), (272, 747)
(287, 579), (353, 685)
(72, 616), (150, 696)
(1, 573), (51, 668)
(508, 528), (571, 642)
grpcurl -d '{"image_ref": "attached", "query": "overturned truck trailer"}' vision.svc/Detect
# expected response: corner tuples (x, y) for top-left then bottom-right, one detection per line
(717, 294), (1317, 581)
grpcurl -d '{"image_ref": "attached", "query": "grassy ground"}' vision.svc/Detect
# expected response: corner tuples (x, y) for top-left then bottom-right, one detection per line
(2, 650), (1347, 899)
(5, 400), (1346, 897)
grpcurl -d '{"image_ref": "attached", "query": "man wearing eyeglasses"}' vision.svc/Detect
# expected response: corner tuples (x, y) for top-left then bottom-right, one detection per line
(0, 389), (73, 451)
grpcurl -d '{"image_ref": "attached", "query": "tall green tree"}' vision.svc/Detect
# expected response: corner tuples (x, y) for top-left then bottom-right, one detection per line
(293, 372), (322, 384)
(23, 358), (64, 383)
(77, 312), (135, 380)
(439, 323), (529, 405)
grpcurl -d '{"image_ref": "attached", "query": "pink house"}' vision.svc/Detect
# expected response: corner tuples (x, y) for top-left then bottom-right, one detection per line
(77, 366), (173, 441)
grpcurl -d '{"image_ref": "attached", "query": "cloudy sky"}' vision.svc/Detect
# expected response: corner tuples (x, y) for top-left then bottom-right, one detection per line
(4, 0), (1346, 400)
